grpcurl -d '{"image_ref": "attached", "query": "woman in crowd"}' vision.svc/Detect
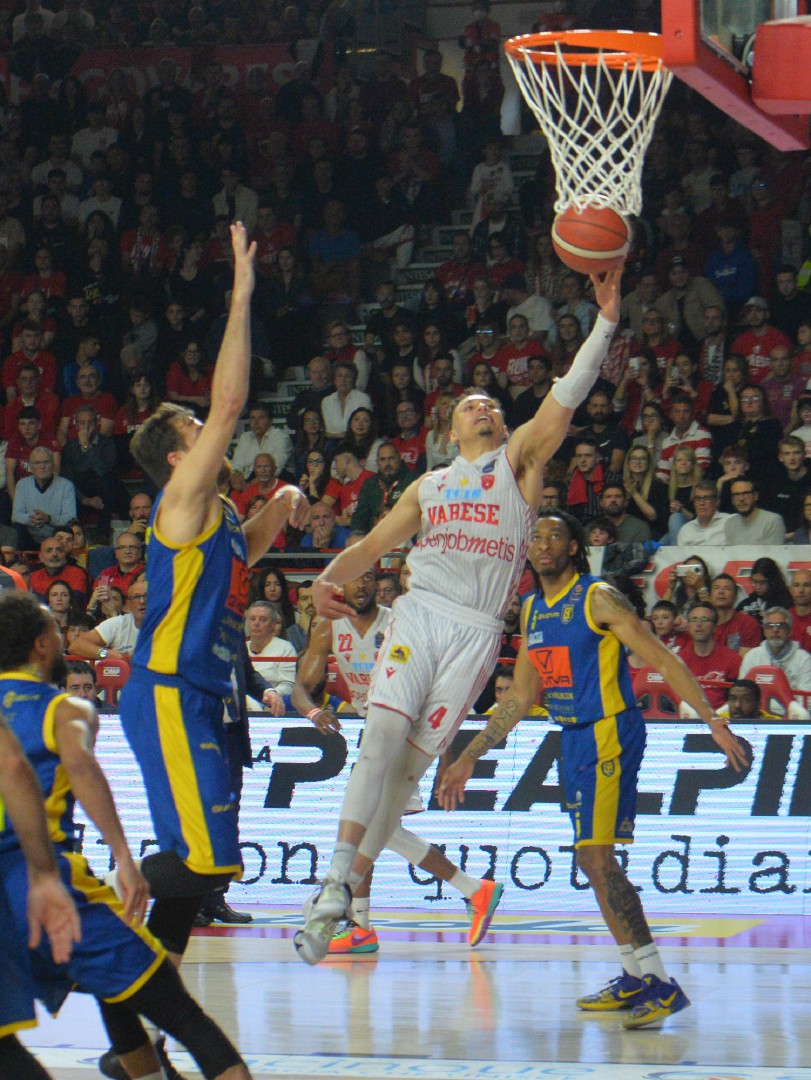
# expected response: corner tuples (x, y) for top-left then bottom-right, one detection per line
(613, 350), (664, 435)
(468, 359), (512, 421)
(548, 312), (584, 377)
(291, 408), (330, 480)
(381, 362), (426, 437)
(265, 247), (316, 366)
(341, 407), (384, 472)
(707, 354), (748, 454)
(298, 448), (332, 504)
(737, 557), (793, 623)
(662, 554), (712, 621)
(168, 238), (214, 327)
(665, 445), (702, 543)
(248, 566), (296, 632)
(728, 383), (784, 487)
(47, 579), (81, 635)
(414, 322), (462, 391)
(425, 391), (459, 471)
(165, 339), (212, 415)
(632, 401), (668, 460)
(622, 444), (670, 540)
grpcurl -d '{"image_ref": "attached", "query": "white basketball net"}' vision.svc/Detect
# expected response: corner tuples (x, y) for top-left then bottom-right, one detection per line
(507, 38), (673, 217)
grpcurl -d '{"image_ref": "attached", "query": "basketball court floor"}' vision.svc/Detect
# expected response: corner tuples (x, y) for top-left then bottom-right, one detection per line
(21, 908), (811, 1080)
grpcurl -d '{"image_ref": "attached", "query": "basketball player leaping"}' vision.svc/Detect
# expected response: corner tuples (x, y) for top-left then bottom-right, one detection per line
(293, 567), (503, 955)
(294, 269), (622, 965)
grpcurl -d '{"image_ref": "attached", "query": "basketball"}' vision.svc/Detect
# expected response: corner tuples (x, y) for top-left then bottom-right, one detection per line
(551, 205), (631, 275)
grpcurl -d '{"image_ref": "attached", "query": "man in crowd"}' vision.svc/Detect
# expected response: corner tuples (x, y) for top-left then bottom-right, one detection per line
(722, 679), (779, 721)
(725, 478), (786, 545)
(351, 443), (415, 533)
(245, 600), (296, 710)
(321, 362), (372, 440)
(29, 532), (88, 599)
(674, 600), (742, 708)
(60, 405), (123, 537)
(92, 531), (144, 597)
(676, 483), (730, 546)
(740, 607), (811, 690)
(391, 400), (427, 472)
(599, 483), (650, 543)
(11, 447), (76, 547)
(764, 435), (811, 535)
(299, 501), (350, 551)
(5, 405), (60, 500)
(126, 491), (153, 537)
(655, 395), (712, 482)
(287, 580), (315, 654)
(71, 575), (147, 660)
(709, 573), (762, 655)
(62, 658), (99, 701)
(566, 436), (617, 524)
(286, 356), (334, 434)
(230, 400), (292, 485)
(512, 354), (553, 426)
(730, 297), (792, 384)
(322, 444), (374, 526)
(789, 568), (811, 654)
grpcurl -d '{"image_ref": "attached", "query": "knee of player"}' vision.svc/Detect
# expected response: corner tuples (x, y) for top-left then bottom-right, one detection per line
(575, 844), (615, 879)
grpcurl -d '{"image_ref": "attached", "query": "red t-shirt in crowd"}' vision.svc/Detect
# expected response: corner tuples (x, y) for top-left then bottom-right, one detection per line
(60, 391), (118, 440)
(730, 326), (792, 384)
(675, 641), (741, 708)
(166, 363), (213, 401)
(93, 563), (145, 597)
(714, 612), (762, 653)
(4, 391), (60, 440)
(2, 349), (58, 394)
(790, 608), (811, 654)
(392, 429), (427, 471)
(324, 469), (374, 521)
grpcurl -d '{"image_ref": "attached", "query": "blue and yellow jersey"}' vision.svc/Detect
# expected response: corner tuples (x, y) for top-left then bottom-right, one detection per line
(132, 492), (249, 697)
(0, 673), (73, 854)
(522, 573), (636, 726)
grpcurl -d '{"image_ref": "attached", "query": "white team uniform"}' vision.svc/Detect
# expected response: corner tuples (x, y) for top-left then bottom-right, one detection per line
(368, 445), (536, 755)
(331, 606), (422, 813)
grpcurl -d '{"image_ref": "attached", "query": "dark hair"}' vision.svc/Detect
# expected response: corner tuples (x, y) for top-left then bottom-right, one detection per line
(687, 599), (717, 623)
(64, 658), (96, 685)
(344, 407), (378, 461)
(493, 663), (515, 681)
(750, 556), (792, 608)
(728, 678), (761, 704)
(248, 565), (295, 629)
(536, 509), (590, 574)
(651, 599), (678, 615)
(130, 402), (193, 487)
(0, 592), (51, 671)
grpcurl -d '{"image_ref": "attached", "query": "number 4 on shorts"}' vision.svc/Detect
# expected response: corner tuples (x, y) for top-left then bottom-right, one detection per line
(427, 707), (447, 730)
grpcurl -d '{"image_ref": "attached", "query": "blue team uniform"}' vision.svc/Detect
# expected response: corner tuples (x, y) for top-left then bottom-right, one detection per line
(0, 673), (164, 1038)
(522, 573), (646, 847)
(119, 493), (248, 876)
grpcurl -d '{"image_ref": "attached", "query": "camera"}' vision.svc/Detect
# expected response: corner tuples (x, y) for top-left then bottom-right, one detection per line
(676, 563), (699, 577)
(628, 357), (641, 376)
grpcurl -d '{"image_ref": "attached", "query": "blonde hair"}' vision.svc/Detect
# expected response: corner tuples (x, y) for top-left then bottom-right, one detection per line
(622, 445), (656, 500)
(668, 445), (702, 500)
(431, 391), (457, 436)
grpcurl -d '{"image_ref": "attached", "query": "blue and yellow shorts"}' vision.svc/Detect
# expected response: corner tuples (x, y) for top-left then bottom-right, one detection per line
(0, 847), (164, 1034)
(559, 708), (646, 847)
(120, 671), (242, 877)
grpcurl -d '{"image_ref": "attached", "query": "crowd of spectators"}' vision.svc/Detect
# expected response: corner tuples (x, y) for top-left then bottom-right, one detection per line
(2, 0), (811, 719)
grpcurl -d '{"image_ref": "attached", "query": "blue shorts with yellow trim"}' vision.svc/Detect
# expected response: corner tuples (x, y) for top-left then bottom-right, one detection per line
(0, 878), (39, 1038)
(0, 847), (165, 1023)
(120, 670), (242, 877)
(560, 708), (646, 848)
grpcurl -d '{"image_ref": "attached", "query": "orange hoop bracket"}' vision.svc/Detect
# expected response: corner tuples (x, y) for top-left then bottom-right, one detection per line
(504, 30), (665, 73)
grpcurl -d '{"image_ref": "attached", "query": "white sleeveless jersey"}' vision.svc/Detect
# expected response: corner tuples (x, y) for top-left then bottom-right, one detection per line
(408, 445), (536, 629)
(331, 605), (391, 714)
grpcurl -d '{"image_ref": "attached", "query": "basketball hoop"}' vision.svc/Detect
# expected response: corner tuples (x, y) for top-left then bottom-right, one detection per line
(505, 30), (673, 217)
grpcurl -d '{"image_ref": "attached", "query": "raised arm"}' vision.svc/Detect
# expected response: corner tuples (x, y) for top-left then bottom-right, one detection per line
(313, 479), (424, 619)
(160, 224), (256, 539)
(588, 583), (749, 771)
(53, 697), (149, 923)
(438, 641), (541, 811)
(242, 483), (310, 566)
(507, 269), (621, 507)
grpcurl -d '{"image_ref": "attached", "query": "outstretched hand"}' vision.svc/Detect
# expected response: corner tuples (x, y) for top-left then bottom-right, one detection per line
(590, 264), (623, 323)
(230, 222), (256, 301)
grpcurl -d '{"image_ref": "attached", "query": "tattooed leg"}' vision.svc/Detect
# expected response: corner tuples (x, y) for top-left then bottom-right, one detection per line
(577, 846), (653, 948)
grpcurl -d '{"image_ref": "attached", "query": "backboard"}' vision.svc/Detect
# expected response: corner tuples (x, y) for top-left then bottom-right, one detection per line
(661, 0), (811, 149)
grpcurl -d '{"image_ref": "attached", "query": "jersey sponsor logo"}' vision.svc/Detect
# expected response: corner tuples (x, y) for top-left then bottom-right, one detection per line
(601, 760), (616, 777)
(528, 645), (574, 688)
(528, 630), (544, 647)
(389, 644), (410, 664)
(562, 605), (574, 624)
(427, 501), (499, 525)
(374, 632), (385, 648)
(385, 666), (395, 678)
(442, 481), (483, 501)
(415, 528), (516, 561)
(2, 691), (38, 708)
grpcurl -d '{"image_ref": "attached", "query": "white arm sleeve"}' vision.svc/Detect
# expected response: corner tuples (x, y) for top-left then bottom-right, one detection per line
(550, 313), (617, 410)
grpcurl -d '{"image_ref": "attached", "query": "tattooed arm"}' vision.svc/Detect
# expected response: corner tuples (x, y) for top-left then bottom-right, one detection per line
(590, 583), (748, 772)
(437, 643), (541, 810)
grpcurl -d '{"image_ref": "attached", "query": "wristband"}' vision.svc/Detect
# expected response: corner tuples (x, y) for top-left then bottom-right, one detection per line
(307, 707), (322, 721)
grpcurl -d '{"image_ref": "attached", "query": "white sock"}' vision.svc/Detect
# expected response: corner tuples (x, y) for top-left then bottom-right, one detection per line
(618, 943), (641, 978)
(328, 842), (356, 883)
(351, 896), (371, 929)
(449, 869), (480, 900)
(634, 943), (668, 982)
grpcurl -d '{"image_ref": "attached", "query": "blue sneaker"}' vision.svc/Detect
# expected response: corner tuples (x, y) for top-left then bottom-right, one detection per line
(577, 971), (644, 1011)
(622, 974), (691, 1029)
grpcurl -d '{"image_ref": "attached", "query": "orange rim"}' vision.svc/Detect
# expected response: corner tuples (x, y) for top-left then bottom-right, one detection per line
(505, 30), (665, 73)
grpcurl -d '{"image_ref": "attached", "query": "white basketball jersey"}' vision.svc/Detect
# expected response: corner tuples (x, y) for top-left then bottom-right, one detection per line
(331, 606), (391, 714)
(408, 445), (536, 629)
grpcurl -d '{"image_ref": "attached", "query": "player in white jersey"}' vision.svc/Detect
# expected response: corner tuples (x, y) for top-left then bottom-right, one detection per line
(293, 568), (503, 954)
(294, 268), (621, 965)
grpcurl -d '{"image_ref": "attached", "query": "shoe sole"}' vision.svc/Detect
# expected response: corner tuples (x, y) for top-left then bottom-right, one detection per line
(294, 928), (332, 965)
(468, 882), (504, 948)
(622, 994), (691, 1029)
